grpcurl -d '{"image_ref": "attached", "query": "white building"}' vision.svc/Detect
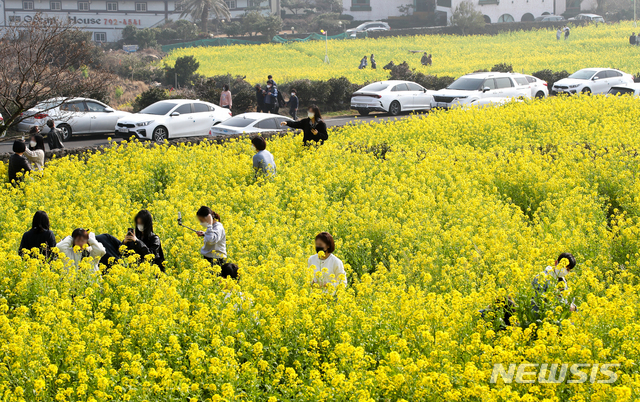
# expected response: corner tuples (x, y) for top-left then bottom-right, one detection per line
(345, 0), (597, 24)
(0, 0), (280, 42)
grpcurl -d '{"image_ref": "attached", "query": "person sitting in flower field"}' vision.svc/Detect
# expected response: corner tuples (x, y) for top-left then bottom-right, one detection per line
(196, 206), (227, 267)
(19, 210), (57, 258)
(308, 232), (347, 288)
(532, 252), (577, 311)
(8, 140), (32, 185)
(123, 209), (165, 270)
(56, 229), (106, 271)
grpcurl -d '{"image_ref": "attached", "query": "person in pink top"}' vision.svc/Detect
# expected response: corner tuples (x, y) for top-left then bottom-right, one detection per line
(220, 84), (232, 110)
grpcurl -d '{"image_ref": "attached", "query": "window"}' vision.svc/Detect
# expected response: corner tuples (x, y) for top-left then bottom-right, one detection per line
(107, 2), (118, 10)
(526, 76), (537, 83)
(175, 1), (185, 10)
(86, 101), (107, 111)
(224, 0), (236, 9)
(606, 70), (622, 77)
(62, 101), (88, 112)
(392, 83), (409, 92)
(140, 102), (177, 115)
(255, 118), (277, 130)
(50, 1), (61, 10)
(94, 32), (107, 42)
(78, 2), (89, 10)
(23, 1), (34, 10)
(407, 83), (424, 91)
(497, 14), (514, 22)
(351, 0), (370, 11)
(248, 0), (262, 7)
(359, 83), (388, 92)
(174, 104), (192, 114)
(436, 0), (452, 7)
(593, 71), (606, 80)
(135, 2), (147, 11)
(193, 103), (210, 113)
(514, 77), (529, 86)
(9, 16), (22, 22)
(483, 79), (496, 90)
(495, 77), (514, 89)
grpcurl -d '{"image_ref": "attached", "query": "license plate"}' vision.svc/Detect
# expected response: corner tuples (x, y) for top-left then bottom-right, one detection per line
(437, 103), (448, 108)
(117, 127), (129, 133)
(353, 104), (367, 108)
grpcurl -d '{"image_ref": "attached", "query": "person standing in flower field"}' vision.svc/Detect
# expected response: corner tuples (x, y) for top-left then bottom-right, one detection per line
(630, 32), (636, 45)
(264, 80), (278, 114)
(281, 105), (328, 146)
(196, 206), (227, 267)
(557, 28), (562, 41)
(220, 84), (232, 111)
(124, 209), (165, 270)
(563, 26), (570, 40)
(358, 55), (368, 69)
(56, 229), (106, 271)
(251, 136), (276, 178)
(19, 210), (56, 258)
(288, 89), (299, 120)
(255, 84), (265, 113)
(8, 140), (32, 185)
(308, 232), (347, 288)
(25, 129), (46, 171)
(371, 54), (377, 69)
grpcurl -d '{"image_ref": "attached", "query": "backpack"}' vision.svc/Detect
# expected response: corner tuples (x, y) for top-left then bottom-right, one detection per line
(277, 91), (286, 108)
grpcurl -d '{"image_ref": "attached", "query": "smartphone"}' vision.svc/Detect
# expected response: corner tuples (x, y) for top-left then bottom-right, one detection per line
(127, 227), (134, 235)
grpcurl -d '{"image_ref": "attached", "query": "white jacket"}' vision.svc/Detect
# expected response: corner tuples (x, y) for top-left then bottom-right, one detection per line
(308, 253), (347, 287)
(24, 148), (45, 170)
(200, 222), (227, 259)
(56, 232), (106, 271)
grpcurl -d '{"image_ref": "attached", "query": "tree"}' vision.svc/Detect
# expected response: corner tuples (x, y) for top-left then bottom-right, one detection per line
(311, 12), (344, 34)
(242, 11), (265, 36)
(282, 0), (312, 14)
(314, 0), (343, 13)
(449, 1), (485, 35)
(135, 28), (158, 49)
(180, 0), (231, 33)
(259, 15), (283, 39)
(174, 19), (199, 40)
(165, 55), (200, 87)
(122, 25), (138, 43)
(0, 16), (112, 136)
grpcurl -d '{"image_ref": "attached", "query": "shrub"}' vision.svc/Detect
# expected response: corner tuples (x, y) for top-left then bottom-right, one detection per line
(531, 69), (570, 90)
(450, 1), (485, 35)
(165, 55), (200, 87)
(132, 86), (168, 111)
(194, 74), (256, 114)
(135, 28), (158, 50)
(222, 21), (245, 37)
(491, 63), (513, 73)
(174, 20), (199, 41)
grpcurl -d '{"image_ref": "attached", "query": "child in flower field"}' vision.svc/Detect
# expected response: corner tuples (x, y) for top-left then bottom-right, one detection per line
(196, 206), (227, 267)
(308, 232), (347, 288)
(56, 229), (106, 271)
(532, 252), (577, 311)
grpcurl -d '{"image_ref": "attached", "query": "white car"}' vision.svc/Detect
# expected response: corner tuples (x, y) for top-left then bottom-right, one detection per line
(552, 68), (634, 95)
(431, 72), (531, 109)
(570, 13), (605, 23)
(534, 15), (565, 22)
(607, 83), (640, 96)
(351, 80), (432, 116)
(115, 99), (232, 143)
(346, 21), (390, 38)
(208, 113), (292, 136)
(17, 98), (130, 141)
(524, 75), (549, 98)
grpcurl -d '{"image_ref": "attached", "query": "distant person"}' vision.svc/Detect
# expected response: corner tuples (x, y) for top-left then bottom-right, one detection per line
(264, 80), (278, 114)
(308, 232), (347, 288)
(45, 120), (64, 150)
(557, 28), (562, 41)
(267, 74), (277, 87)
(631, 33), (637, 45)
(636, 32), (640, 45)
(56, 229), (106, 271)
(251, 136), (276, 178)
(25, 127), (46, 170)
(255, 84), (265, 113)
(124, 209), (165, 270)
(220, 84), (232, 110)
(8, 140), (31, 184)
(288, 89), (299, 120)
(281, 105), (328, 146)
(370, 54), (377, 69)
(19, 210), (56, 258)
(195, 206), (227, 266)
(563, 26), (570, 40)
(421, 52), (432, 66)
(358, 55), (368, 69)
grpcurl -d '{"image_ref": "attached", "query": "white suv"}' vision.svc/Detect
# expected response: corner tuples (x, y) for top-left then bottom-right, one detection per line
(431, 72), (531, 109)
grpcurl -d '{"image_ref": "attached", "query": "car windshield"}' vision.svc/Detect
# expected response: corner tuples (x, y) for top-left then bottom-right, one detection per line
(221, 116), (256, 127)
(447, 78), (484, 91)
(359, 83), (389, 92)
(140, 102), (177, 115)
(569, 70), (597, 80)
(609, 87), (635, 96)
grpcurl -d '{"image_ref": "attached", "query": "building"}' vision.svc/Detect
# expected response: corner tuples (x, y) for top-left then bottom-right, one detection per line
(345, 0), (597, 24)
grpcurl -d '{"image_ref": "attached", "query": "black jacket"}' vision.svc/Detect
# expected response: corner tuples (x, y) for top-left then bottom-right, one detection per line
(285, 118), (328, 145)
(96, 233), (123, 269)
(631, 35), (637, 45)
(126, 229), (165, 270)
(46, 128), (65, 150)
(288, 95), (299, 110)
(19, 228), (56, 258)
(8, 154), (31, 184)
(256, 89), (265, 108)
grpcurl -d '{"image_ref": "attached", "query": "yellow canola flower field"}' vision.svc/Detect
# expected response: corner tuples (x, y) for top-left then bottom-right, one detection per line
(2, 95), (640, 401)
(164, 22), (640, 84)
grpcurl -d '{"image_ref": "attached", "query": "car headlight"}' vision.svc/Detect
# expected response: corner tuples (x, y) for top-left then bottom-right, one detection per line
(456, 96), (468, 99)
(136, 121), (153, 127)
(568, 84), (579, 88)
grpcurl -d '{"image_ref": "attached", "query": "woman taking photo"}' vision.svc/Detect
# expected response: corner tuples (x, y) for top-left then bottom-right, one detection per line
(281, 105), (328, 146)
(19, 210), (57, 258)
(123, 209), (165, 270)
(308, 232), (347, 288)
(25, 128), (46, 170)
(195, 206), (227, 266)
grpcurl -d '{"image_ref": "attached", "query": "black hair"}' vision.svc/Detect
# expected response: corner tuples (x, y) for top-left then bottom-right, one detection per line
(197, 206), (221, 221)
(220, 262), (239, 279)
(46, 119), (55, 128)
(315, 232), (336, 254)
(291, 88), (297, 94)
(134, 209), (154, 239)
(31, 210), (50, 232)
(31, 134), (46, 152)
(71, 228), (88, 241)
(251, 136), (267, 151)
(267, 80), (273, 85)
(308, 104), (322, 120)
(12, 140), (26, 153)
(29, 126), (40, 135)
(268, 75), (273, 79)
(557, 252), (577, 270)
(223, 84), (229, 91)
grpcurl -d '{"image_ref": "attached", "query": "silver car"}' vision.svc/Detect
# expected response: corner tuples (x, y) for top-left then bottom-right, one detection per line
(17, 97), (130, 141)
(346, 21), (390, 38)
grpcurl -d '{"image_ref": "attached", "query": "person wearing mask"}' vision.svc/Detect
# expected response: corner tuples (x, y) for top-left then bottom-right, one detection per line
(288, 89), (299, 120)
(358, 55), (368, 69)
(56, 229), (106, 271)
(25, 127), (46, 170)
(264, 80), (278, 114)
(8, 140), (32, 184)
(251, 136), (276, 178)
(255, 84), (265, 113)
(281, 105), (328, 146)
(371, 54), (377, 69)
(123, 209), (165, 270)
(19, 210), (57, 258)
(45, 120), (65, 150)
(220, 84), (232, 110)
(308, 232), (347, 288)
(195, 206), (227, 266)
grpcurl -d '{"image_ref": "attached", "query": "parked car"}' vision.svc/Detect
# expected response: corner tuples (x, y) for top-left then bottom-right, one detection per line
(552, 68), (633, 95)
(431, 72), (531, 109)
(346, 21), (390, 38)
(209, 113), (292, 136)
(534, 15), (565, 22)
(17, 98), (130, 141)
(351, 80), (432, 116)
(570, 13), (605, 23)
(524, 75), (549, 98)
(115, 99), (231, 143)
(607, 83), (640, 96)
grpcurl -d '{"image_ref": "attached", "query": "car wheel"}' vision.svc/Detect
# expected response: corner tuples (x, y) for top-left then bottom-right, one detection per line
(58, 124), (72, 141)
(358, 109), (370, 116)
(152, 126), (168, 143)
(388, 101), (401, 116)
(535, 91), (545, 99)
(582, 87), (592, 95)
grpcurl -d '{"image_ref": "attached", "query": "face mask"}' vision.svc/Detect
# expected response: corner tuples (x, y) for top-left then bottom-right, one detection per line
(267, 85), (272, 88)
(291, 93), (295, 96)
(137, 224), (144, 232)
(200, 221), (209, 228)
(308, 112), (315, 119)
(315, 246), (325, 253)
(30, 141), (37, 147)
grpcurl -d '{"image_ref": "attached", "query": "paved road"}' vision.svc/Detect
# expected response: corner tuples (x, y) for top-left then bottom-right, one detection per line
(0, 112), (421, 153)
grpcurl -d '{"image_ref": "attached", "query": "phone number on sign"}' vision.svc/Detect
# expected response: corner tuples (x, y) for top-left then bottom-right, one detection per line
(105, 19), (142, 25)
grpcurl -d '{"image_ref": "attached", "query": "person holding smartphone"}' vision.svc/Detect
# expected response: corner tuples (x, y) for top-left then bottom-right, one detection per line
(281, 104), (328, 146)
(195, 206), (226, 266)
(123, 210), (165, 271)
